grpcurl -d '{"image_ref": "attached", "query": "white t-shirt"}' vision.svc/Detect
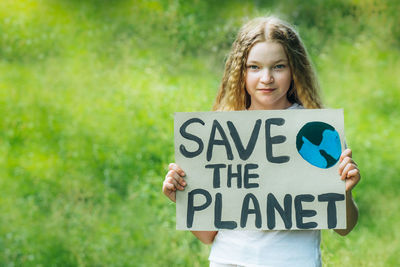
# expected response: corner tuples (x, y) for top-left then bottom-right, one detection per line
(209, 230), (321, 267)
(208, 103), (322, 267)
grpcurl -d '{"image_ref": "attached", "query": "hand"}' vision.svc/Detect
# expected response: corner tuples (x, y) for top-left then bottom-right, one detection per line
(162, 163), (187, 202)
(338, 148), (361, 192)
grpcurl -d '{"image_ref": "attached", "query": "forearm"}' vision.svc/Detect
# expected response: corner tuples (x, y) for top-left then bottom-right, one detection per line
(191, 231), (218, 244)
(334, 191), (358, 236)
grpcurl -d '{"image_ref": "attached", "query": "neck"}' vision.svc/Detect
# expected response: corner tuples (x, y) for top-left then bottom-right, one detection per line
(248, 101), (292, 110)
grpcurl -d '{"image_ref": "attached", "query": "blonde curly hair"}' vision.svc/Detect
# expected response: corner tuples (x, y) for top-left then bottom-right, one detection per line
(213, 16), (323, 111)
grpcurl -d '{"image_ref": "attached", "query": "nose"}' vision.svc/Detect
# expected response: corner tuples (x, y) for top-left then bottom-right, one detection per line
(260, 69), (273, 84)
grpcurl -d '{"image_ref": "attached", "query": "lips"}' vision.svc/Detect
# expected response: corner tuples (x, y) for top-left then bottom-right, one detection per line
(257, 88), (276, 92)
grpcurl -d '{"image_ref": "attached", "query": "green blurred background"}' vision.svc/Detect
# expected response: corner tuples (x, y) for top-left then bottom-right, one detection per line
(1, 0), (399, 266)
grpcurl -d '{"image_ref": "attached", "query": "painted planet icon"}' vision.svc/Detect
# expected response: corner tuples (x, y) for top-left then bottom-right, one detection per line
(296, 121), (342, 169)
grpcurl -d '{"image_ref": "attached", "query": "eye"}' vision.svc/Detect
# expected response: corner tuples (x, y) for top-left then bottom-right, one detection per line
(247, 64), (260, 70)
(274, 64), (286, 70)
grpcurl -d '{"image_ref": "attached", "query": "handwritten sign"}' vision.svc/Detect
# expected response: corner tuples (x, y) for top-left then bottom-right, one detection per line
(174, 109), (346, 230)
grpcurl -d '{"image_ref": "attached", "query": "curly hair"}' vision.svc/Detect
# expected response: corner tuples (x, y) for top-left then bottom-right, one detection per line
(213, 16), (323, 111)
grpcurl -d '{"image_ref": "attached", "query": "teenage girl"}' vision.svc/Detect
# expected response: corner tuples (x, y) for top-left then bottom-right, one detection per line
(162, 16), (360, 267)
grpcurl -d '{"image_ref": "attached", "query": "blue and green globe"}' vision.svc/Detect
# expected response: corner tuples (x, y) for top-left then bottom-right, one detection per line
(296, 121), (341, 169)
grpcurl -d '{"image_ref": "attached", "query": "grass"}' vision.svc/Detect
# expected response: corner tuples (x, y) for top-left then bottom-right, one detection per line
(0, 0), (399, 266)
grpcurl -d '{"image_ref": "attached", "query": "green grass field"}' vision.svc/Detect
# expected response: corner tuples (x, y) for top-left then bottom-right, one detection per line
(1, 0), (399, 266)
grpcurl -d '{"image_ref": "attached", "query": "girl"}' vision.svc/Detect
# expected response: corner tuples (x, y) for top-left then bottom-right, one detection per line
(162, 16), (360, 267)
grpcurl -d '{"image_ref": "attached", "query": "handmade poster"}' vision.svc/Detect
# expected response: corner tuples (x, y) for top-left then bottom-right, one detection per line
(174, 109), (346, 230)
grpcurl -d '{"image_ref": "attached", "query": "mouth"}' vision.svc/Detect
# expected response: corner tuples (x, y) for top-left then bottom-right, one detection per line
(257, 88), (276, 93)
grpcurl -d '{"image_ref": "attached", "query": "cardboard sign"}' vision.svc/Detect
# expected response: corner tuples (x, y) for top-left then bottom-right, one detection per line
(174, 109), (346, 230)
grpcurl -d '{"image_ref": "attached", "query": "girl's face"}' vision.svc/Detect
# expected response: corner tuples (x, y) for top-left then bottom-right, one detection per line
(245, 41), (292, 110)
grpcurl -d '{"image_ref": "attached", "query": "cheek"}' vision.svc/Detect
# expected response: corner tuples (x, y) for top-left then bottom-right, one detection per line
(245, 73), (258, 89)
(277, 71), (292, 90)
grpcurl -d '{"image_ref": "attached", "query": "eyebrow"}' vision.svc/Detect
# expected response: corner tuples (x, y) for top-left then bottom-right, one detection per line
(246, 59), (288, 64)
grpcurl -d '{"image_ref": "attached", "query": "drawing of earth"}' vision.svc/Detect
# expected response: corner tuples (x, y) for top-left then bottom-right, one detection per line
(296, 121), (341, 169)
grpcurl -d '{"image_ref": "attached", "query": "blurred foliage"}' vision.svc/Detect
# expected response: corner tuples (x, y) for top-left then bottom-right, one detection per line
(0, 0), (399, 266)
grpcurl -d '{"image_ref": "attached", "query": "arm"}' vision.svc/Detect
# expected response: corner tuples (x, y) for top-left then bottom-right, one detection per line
(162, 163), (218, 244)
(191, 231), (218, 244)
(334, 191), (358, 236)
(334, 148), (361, 236)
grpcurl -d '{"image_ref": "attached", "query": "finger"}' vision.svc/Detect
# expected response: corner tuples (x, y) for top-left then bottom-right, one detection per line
(341, 163), (356, 181)
(163, 180), (176, 192)
(347, 168), (360, 178)
(166, 176), (184, 191)
(166, 170), (186, 187)
(163, 177), (177, 191)
(338, 156), (352, 176)
(340, 148), (352, 162)
(162, 182), (176, 202)
(345, 172), (360, 192)
(169, 163), (186, 177)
